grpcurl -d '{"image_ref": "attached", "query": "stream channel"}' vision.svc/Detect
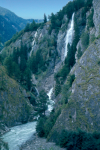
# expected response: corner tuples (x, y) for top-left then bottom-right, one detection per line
(1, 88), (54, 150)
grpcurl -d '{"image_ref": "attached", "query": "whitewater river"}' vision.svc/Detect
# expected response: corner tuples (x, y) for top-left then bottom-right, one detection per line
(1, 122), (37, 150)
(1, 88), (54, 150)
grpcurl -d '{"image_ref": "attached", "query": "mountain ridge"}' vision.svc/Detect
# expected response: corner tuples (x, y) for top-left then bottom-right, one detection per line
(0, 6), (43, 47)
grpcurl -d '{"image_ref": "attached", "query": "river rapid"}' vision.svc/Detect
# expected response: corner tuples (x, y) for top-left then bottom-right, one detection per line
(1, 88), (54, 150)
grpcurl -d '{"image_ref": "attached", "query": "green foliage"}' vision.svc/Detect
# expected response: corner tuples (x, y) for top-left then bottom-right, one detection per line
(97, 59), (100, 66)
(24, 68), (32, 90)
(5, 30), (24, 46)
(28, 36), (57, 75)
(3, 43), (33, 91)
(55, 82), (61, 97)
(3, 56), (14, 76)
(44, 13), (47, 23)
(77, 47), (83, 59)
(61, 74), (75, 104)
(65, 44), (75, 68)
(73, 0), (84, 12)
(29, 93), (36, 106)
(44, 109), (61, 138)
(36, 117), (47, 137)
(24, 20), (41, 32)
(4, 56), (21, 80)
(55, 65), (70, 84)
(36, 90), (48, 116)
(85, 0), (93, 9)
(90, 34), (96, 43)
(87, 9), (94, 28)
(24, 23), (30, 32)
(68, 74), (75, 87)
(50, 129), (100, 150)
(36, 109), (61, 138)
(48, 0), (88, 35)
(81, 31), (89, 49)
(0, 54), (3, 64)
(28, 53), (38, 74)
(54, 11), (80, 98)
(0, 68), (5, 90)
(54, 14), (79, 89)
(4, 21), (42, 47)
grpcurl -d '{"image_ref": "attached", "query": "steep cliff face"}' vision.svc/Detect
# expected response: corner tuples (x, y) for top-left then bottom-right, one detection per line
(0, 65), (33, 127)
(76, 0), (100, 61)
(49, 37), (100, 141)
(47, 0), (100, 141)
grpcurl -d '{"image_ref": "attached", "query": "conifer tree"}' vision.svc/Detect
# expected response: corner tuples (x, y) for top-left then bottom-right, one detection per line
(44, 13), (47, 23)
(37, 90), (48, 116)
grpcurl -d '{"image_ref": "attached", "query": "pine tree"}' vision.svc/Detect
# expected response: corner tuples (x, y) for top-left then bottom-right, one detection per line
(4, 57), (13, 76)
(44, 13), (47, 23)
(24, 68), (32, 90)
(37, 90), (48, 116)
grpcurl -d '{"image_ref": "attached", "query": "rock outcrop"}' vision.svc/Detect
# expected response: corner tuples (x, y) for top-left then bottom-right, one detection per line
(48, 29), (100, 142)
(93, 0), (100, 37)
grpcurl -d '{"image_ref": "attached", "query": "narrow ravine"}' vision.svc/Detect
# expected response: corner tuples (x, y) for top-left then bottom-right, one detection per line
(64, 13), (74, 58)
(1, 88), (54, 150)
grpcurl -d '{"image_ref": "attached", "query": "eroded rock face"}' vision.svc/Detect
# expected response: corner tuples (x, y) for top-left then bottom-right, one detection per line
(48, 38), (100, 141)
(57, 30), (66, 62)
(93, 0), (100, 37)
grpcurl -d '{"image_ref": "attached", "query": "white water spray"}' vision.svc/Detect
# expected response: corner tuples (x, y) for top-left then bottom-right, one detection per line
(64, 13), (74, 58)
(29, 31), (38, 57)
(47, 88), (54, 112)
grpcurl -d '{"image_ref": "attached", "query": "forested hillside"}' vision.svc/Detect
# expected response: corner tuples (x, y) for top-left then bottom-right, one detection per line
(1, 0), (100, 149)
(0, 6), (43, 49)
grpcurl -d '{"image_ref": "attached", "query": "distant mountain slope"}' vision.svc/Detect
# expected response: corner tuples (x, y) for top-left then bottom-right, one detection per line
(0, 6), (43, 45)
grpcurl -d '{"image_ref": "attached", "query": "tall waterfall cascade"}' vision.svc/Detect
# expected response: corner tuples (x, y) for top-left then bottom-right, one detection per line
(64, 13), (75, 58)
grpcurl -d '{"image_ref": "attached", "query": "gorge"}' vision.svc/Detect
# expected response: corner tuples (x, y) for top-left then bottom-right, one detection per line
(1, 0), (100, 149)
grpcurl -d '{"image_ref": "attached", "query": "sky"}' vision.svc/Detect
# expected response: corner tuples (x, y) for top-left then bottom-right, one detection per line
(0, 0), (71, 19)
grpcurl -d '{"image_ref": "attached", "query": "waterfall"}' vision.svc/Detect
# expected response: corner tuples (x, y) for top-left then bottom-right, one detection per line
(29, 39), (35, 56)
(64, 13), (75, 58)
(47, 88), (53, 100)
(47, 88), (54, 112)
(29, 31), (38, 57)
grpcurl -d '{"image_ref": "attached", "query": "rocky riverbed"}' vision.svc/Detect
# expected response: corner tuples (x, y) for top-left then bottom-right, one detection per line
(20, 135), (65, 150)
